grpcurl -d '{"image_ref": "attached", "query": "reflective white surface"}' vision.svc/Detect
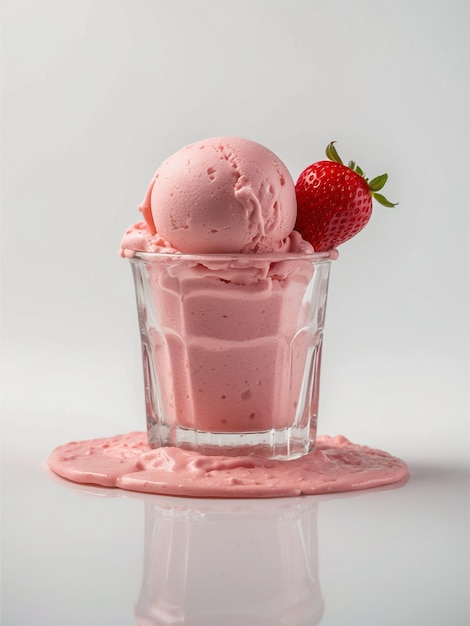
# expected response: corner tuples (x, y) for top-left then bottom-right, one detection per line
(2, 440), (468, 625)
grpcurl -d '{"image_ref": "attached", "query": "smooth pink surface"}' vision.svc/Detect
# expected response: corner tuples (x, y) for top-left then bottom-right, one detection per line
(138, 137), (297, 254)
(48, 432), (409, 498)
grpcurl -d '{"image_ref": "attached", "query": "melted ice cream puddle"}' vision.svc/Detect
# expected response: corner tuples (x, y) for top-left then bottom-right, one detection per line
(48, 432), (408, 498)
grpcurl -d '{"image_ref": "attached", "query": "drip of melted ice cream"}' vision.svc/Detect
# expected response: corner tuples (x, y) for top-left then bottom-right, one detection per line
(48, 432), (408, 498)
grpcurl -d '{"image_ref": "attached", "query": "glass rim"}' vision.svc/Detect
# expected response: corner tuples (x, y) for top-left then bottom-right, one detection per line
(127, 250), (336, 263)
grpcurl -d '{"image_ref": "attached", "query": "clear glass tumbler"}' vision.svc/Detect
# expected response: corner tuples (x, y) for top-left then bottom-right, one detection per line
(129, 251), (332, 459)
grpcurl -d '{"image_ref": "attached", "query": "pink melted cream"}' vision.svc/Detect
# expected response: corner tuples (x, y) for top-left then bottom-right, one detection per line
(48, 432), (408, 498)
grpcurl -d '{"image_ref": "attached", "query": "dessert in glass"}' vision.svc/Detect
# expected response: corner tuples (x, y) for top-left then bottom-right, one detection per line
(121, 137), (335, 459)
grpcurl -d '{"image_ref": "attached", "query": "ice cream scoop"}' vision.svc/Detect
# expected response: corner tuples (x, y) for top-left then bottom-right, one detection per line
(138, 136), (297, 254)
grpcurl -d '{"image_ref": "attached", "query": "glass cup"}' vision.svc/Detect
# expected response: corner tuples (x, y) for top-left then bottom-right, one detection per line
(129, 251), (332, 459)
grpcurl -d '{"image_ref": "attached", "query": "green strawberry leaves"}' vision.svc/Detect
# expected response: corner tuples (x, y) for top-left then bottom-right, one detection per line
(325, 141), (398, 208)
(368, 173), (388, 191)
(347, 160), (365, 176)
(372, 192), (397, 207)
(325, 141), (343, 164)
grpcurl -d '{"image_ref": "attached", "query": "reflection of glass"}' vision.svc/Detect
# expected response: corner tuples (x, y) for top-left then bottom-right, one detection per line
(134, 497), (324, 626)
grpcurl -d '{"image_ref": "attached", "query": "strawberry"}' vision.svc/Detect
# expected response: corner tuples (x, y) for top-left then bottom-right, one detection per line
(295, 141), (397, 251)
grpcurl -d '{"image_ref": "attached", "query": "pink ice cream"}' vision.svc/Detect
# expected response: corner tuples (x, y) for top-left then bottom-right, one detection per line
(48, 432), (409, 497)
(121, 137), (332, 457)
(125, 136), (298, 255)
(138, 253), (321, 435)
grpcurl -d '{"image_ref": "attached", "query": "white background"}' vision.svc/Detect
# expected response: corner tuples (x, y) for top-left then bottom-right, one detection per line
(2, 1), (469, 625)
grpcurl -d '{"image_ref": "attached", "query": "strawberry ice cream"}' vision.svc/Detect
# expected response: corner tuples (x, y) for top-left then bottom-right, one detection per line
(130, 250), (331, 455)
(135, 136), (297, 254)
(120, 137), (308, 258)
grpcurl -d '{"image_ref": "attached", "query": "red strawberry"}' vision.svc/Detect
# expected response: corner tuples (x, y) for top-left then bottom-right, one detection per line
(295, 141), (397, 251)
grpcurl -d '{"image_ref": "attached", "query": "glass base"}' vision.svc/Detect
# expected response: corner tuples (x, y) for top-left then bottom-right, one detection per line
(147, 421), (315, 460)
